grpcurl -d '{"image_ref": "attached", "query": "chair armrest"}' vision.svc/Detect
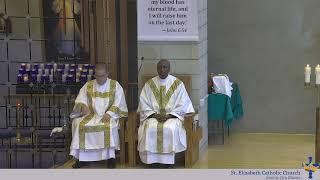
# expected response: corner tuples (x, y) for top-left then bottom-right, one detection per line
(183, 113), (195, 126)
(183, 115), (194, 134)
(119, 117), (126, 129)
(185, 113), (195, 118)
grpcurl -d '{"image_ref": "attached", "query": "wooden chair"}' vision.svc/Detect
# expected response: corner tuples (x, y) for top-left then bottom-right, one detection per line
(126, 74), (203, 168)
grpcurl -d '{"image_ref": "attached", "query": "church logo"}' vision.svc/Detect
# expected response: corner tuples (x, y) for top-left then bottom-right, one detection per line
(302, 156), (319, 179)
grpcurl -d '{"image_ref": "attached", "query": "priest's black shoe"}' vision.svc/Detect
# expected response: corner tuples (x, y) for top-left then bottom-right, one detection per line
(148, 163), (161, 168)
(107, 158), (116, 169)
(72, 160), (86, 169)
(161, 164), (174, 169)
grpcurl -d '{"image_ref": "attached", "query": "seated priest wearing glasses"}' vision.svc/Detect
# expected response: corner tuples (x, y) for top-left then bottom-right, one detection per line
(137, 59), (195, 168)
(69, 62), (128, 168)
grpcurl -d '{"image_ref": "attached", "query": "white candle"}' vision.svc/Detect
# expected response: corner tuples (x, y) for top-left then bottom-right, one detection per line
(26, 63), (31, 70)
(23, 75), (29, 82)
(49, 75), (53, 82)
(305, 64), (311, 83)
(62, 74), (67, 83)
(38, 69), (43, 75)
(316, 64), (320, 85)
(37, 74), (41, 83)
(87, 75), (92, 81)
(89, 69), (93, 75)
(44, 69), (49, 76)
(40, 63), (44, 70)
(53, 64), (57, 74)
(76, 73), (80, 82)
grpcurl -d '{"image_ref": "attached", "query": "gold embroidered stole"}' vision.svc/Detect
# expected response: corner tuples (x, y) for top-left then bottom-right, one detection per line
(147, 78), (182, 152)
(79, 80), (116, 150)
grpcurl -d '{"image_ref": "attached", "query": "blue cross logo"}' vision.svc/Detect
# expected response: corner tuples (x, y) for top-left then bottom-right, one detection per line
(303, 156), (319, 179)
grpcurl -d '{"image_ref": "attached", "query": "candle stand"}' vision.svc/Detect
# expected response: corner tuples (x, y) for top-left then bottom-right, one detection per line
(305, 82), (320, 162)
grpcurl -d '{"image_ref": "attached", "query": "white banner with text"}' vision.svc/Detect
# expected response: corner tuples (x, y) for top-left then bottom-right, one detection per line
(138, 0), (199, 41)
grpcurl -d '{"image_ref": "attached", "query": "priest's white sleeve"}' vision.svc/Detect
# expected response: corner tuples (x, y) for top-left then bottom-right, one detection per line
(106, 81), (128, 119)
(137, 84), (157, 122)
(169, 82), (195, 121)
(74, 83), (89, 109)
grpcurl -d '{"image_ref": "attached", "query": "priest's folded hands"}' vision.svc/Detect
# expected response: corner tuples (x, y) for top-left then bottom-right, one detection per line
(151, 113), (176, 122)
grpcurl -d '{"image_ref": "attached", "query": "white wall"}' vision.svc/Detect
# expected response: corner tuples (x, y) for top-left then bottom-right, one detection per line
(208, 0), (319, 133)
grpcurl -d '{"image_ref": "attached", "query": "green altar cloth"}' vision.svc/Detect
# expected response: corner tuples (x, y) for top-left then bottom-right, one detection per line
(208, 83), (243, 125)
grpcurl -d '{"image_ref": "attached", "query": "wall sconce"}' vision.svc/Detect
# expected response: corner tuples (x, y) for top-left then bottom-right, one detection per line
(0, 13), (11, 34)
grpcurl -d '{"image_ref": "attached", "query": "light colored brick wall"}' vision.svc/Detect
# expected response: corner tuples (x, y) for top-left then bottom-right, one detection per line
(198, 0), (208, 153)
